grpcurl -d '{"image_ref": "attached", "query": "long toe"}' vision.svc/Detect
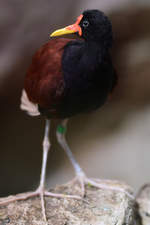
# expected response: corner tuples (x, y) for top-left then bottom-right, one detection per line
(0, 191), (39, 206)
(44, 191), (82, 200)
(65, 175), (134, 200)
(84, 178), (134, 199)
(0, 189), (48, 224)
(0, 187), (84, 225)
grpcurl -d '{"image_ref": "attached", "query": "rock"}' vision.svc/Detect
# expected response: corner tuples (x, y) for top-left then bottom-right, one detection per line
(136, 184), (150, 225)
(0, 180), (141, 225)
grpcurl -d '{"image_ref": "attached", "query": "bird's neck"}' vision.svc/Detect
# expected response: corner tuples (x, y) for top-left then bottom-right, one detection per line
(83, 40), (108, 65)
(85, 39), (108, 51)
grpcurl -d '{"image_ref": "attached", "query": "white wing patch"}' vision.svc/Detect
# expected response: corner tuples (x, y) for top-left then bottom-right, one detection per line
(20, 89), (40, 116)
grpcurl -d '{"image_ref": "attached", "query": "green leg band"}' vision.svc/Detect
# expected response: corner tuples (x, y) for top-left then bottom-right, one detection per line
(57, 124), (67, 134)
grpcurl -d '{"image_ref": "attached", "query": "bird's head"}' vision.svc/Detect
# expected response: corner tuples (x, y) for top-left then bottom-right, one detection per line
(50, 9), (113, 48)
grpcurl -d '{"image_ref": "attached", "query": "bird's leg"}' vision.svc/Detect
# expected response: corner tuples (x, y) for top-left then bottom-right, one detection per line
(35, 119), (51, 222)
(0, 120), (51, 224)
(37, 120), (82, 220)
(56, 119), (87, 196)
(56, 119), (134, 199)
(0, 120), (81, 224)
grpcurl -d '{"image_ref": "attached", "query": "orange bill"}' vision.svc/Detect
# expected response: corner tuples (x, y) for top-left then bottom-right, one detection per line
(50, 14), (83, 37)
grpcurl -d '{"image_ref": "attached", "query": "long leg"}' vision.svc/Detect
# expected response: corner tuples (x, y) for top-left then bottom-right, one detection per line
(56, 119), (86, 195)
(0, 120), (51, 224)
(56, 119), (84, 176)
(37, 119), (50, 222)
(0, 119), (81, 224)
(56, 119), (134, 199)
(38, 120), (81, 220)
(39, 120), (50, 188)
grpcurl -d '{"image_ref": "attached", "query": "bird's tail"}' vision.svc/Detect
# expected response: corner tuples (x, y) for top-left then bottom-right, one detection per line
(20, 90), (40, 116)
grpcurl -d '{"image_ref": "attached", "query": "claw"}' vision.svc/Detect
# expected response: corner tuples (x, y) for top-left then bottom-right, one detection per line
(0, 187), (84, 225)
(66, 175), (134, 200)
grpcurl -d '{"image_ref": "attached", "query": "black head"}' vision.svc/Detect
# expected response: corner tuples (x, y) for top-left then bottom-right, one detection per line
(50, 9), (113, 49)
(79, 10), (113, 47)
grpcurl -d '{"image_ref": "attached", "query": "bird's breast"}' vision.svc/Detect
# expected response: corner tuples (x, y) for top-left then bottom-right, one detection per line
(61, 62), (113, 118)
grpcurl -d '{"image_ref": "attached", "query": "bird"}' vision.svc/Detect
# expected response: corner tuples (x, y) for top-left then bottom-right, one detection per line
(0, 9), (129, 223)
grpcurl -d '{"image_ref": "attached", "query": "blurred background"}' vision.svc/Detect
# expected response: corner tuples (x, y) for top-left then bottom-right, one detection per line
(1, 0), (150, 197)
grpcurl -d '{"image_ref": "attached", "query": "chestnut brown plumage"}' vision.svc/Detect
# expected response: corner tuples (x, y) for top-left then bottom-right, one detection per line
(24, 39), (68, 111)
(0, 10), (131, 225)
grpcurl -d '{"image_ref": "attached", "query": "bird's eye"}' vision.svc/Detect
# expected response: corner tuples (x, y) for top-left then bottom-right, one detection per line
(82, 20), (89, 28)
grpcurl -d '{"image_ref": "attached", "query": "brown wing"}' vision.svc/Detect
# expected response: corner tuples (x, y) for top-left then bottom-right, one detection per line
(24, 38), (72, 109)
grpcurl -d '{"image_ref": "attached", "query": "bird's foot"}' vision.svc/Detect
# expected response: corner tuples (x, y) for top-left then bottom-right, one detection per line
(66, 171), (87, 197)
(67, 173), (134, 199)
(0, 186), (82, 225)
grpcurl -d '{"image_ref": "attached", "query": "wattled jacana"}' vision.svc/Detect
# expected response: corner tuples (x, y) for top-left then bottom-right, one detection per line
(0, 9), (132, 223)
